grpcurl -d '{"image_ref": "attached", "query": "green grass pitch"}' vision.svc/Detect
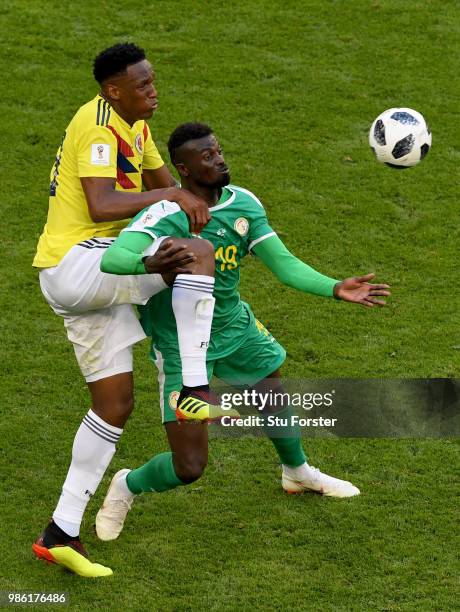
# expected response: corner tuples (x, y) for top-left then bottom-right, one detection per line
(0, 1), (458, 610)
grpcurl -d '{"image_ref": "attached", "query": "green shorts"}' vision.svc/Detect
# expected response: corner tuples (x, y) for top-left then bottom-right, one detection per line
(151, 309), (286, 423)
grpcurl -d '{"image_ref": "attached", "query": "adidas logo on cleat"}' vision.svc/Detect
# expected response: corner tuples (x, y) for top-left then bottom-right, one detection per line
(176, 396), (210, 421)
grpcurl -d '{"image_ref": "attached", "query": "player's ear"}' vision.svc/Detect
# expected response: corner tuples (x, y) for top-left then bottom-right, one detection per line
(105, 82), (121, 102)
(175, 163), (189, 178)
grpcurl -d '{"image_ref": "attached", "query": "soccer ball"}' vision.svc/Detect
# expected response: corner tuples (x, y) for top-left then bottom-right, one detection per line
(369, 108), (431, 168)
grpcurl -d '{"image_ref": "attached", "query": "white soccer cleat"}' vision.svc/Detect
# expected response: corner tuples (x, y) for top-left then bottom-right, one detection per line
(282, 464), (360, 498)
(96, 469), (135, 541)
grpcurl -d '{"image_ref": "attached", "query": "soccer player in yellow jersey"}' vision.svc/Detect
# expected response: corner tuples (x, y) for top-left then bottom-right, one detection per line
(32, 43), (217, 578)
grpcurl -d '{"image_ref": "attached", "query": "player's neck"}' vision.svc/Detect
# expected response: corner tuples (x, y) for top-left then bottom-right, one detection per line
(186, 184), (221, 208)
(98, 92), (135, 127)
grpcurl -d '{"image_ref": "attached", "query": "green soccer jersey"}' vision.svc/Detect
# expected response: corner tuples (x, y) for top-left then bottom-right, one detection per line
(123, 184), (276, 359)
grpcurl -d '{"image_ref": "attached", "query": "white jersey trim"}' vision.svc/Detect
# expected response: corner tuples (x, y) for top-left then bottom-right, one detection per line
(121, 199), (182, 240)
(209, 188), (236, 212)
(230, 184), (265, 209)
(208, 184), (265, 213)
(122, 226), (159, 240)
(153, 348), (166, 422)
(248, 231), (277, 252)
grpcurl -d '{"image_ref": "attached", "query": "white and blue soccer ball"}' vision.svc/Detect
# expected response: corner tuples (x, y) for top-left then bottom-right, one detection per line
(369, 107), (431, 168)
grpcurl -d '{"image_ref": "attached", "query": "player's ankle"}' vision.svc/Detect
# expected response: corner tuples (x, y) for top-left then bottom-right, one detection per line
(178, 385), (210, 405)
(115, 470), (135, 498)
(43, 520), (80, 547)
(282, 462), (309, 479)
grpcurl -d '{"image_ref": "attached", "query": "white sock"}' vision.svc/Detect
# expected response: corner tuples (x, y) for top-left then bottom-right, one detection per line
(172, 274), (215, 387)
(53, 409), (122, 537)
(282, 462), (311, 479)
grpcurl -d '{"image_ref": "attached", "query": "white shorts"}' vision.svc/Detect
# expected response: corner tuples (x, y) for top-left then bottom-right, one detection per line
(39, 237), (168, 382)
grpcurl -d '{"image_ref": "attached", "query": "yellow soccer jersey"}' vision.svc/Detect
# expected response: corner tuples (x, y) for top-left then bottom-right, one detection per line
(33, 94), (164, 267)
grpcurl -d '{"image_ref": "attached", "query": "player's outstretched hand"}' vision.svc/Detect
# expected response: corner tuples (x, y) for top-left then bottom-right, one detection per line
(174, 188), (211, 233)
(143, 240), (196, 275)
(333, 273), (390, 307)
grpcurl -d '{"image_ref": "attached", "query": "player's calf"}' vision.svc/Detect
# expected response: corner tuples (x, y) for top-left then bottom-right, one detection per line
(171, 448), (208, 484)
(166, 420), (208, 484)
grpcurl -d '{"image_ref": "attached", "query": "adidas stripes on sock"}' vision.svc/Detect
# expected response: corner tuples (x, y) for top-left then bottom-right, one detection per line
(53, 409), (122, 537)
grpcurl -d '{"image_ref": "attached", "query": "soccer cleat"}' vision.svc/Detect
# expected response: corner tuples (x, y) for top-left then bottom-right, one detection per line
(282, 465), (360, 498)
(32, 536), (112, 578)
(96, 469), (135, 541)
(175, 389), (240, 422)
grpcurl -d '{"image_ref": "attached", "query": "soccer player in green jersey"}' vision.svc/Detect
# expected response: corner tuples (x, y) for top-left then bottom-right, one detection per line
(95, 123), (390, 542)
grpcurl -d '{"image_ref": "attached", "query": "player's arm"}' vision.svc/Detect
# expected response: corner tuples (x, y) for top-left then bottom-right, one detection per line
(141, 167), (211, 233)
(77, 125), (184, 224)
(253, 235), (390, 306)
(101, 206), (193, 275)
(77, 117), (210, 230)
(100, 230), (194, 276)
(252, 234), (338, 297)
(81, 176), (209, 232)
(142, 164), (176, 190)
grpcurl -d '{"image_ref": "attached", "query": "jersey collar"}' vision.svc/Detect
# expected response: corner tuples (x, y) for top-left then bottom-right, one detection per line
(95, 94), (140, 131)
(209, 186), (236, 212)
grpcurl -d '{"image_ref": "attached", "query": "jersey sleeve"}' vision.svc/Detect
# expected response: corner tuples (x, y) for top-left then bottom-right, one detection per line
(142, 123), (165, 171)
(241, 188), (276, 251)
(100, 231), (153, 275)
(76, 123), (118, 179)
(253, 234), (339, 297)
(122, 200), (191, 240)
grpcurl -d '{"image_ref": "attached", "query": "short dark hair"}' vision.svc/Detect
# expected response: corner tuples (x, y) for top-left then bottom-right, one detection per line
(93, 42), (146, 84)
(168, 122), (213, 164)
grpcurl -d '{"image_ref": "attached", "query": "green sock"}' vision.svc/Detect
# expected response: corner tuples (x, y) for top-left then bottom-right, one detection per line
(270, 436), (307, 467)
(265, 406), (307, 467)
(126, 452), (184, 494)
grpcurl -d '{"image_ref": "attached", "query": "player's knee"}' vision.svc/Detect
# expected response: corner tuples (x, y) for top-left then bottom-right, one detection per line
(50, 284), (83, 310)
(173, 455), (207, 484)
(117, 395), (134, 419)
(92, 394), (134, 427)
(191, 239), (215, 274)
(196, 238), (214, 258)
